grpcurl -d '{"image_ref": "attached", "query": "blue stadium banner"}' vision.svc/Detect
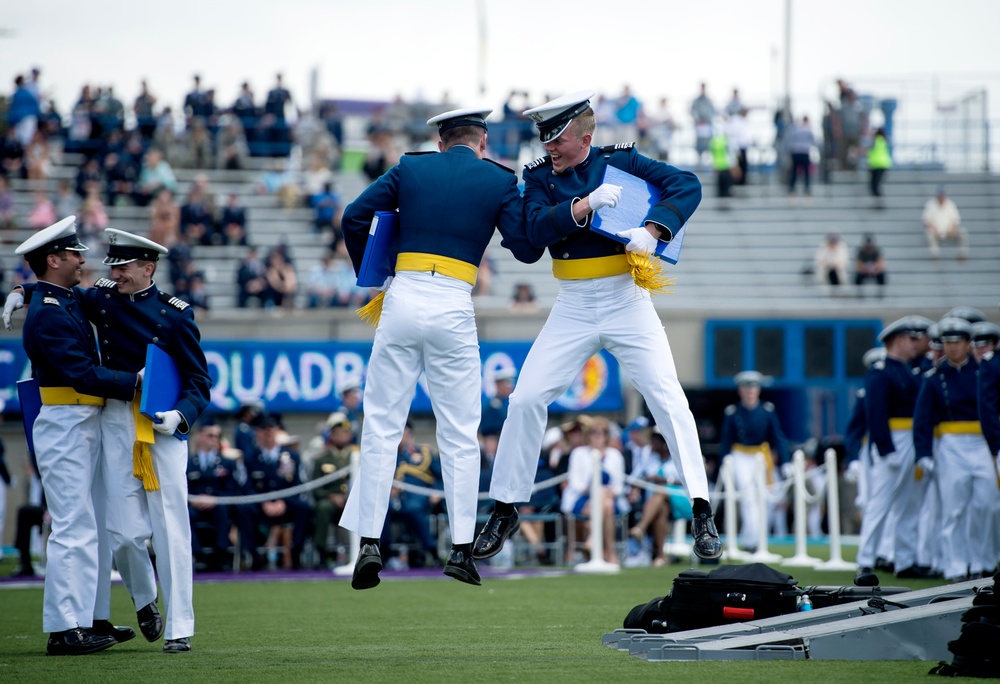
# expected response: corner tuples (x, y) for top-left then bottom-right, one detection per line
(0, 340), (623, 415)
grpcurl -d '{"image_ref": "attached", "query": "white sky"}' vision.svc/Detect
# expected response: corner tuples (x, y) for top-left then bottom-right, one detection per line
(3, 0), (999, 126)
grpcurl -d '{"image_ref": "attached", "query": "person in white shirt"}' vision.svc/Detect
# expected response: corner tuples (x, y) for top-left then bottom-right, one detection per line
(922, 187), (968, 260)
(814, 232), (850, 292)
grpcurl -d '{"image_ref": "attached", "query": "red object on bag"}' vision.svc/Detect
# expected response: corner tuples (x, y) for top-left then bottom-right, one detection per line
(723, 606), (755, 620)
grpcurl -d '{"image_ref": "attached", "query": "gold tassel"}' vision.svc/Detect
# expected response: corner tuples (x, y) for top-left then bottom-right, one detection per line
(356, 291), (385, 327)
(132, 391), (160, 492)
(132, 441), (159, 492)
(626, 251), (675, 296)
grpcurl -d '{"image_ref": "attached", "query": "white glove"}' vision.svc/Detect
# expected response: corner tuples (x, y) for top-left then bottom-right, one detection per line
(3, 292), (24, 331)
(587, 183), (622, 212)
(915, 456), (934, 480)
(844, 459), (861, 484)
(616, 227), (659, 254)
(153, 410), (184, 436)
(376, 276), (393, 293)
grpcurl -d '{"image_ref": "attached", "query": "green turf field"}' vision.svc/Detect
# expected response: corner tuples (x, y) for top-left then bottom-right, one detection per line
(0, 547), (953, 683)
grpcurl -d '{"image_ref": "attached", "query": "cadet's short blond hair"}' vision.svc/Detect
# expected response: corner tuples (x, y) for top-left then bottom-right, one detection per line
(567, 108), (596, 139)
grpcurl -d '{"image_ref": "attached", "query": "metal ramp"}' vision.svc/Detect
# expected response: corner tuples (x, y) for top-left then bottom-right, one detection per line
(602, 578), (983, 662)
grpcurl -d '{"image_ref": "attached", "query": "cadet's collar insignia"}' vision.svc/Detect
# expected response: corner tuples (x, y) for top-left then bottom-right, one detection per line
(525, 155), (551, 171)
(95, 277), (118, 289)
(42, 296), (60, 306)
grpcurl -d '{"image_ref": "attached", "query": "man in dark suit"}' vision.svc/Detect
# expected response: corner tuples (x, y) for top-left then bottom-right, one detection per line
(338, 107), (543, 590)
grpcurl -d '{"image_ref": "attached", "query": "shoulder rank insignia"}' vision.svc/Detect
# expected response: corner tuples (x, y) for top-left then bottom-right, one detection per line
(95, 278), (118, 289)
(873, 359), (886, 370)
(160, 292), (190, 310)
(484, 158), (515, 174)
(42, 296), (60, 306)
(525, 155), (552, 171)
(599, 142), (635, 154)
(763, 401), (775, 412)
(724, 404), (736, 416)
(924, 367), (937, 378)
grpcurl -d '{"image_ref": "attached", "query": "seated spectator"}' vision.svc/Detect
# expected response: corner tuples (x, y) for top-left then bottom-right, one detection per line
(0, 176), (15, 233)
(508, 282), (538, 312)
(180, 174), (217, 245)
(255, 160), (300, 209)
(0, 127), (24, 178)
(187, 419), (254, 572)
(854, 233), (887, 297)
(237, 245), (268, 308)
(27, 189), (57, 230)
(312, 182), (342, 241)
(219, 193), (248, 246)
(13, 257), (35, 287)
(923, 186), (968, 261)
(628, 427), (681, 567)
(310, 413), (357, 568)
(74, 156), (104, 200)
(78, 185), (109, 240)
(306, 251), (340, 308)
(215, 113), (249, 171)
(23, 130), (50, 182)
(243, 413), (312, 570)
(263, 246), (298, 309)
(329, 244), (369, 308)
(148, 187), (181, 247)
(561, 416), (628, 564)
(53, 178), (78, 219)
(102, 149), (139, 207)
(179, 119), (215, 169)
(813, 232), (849, 293)
(136, 147), (178, 206)
(301, 153), (334, 206)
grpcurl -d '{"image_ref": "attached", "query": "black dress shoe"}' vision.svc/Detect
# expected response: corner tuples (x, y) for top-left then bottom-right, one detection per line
(136, 602), (164, 642)
(691, 513), (723, 560)
(443, 548), (482, 586)
(895, 565), (926, 579)
(351, 543), (383, 590)
(854, 567), (879, 586)
(163, 637), (191, 653)
(472, 509), (519, 560)
(91, 620), (136, 643)
(46, 628), (116, 656)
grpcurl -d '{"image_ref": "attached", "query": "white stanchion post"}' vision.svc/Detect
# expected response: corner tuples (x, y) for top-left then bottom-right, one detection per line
(664, 517), (691, 559)
(782, 450), (821, 567)
(721, 457), (748, 562)
(332, 450), (362, 576)
(816, 448), (856, 570)
(576, 448), (619, 574)
(749, 452), (783, 563)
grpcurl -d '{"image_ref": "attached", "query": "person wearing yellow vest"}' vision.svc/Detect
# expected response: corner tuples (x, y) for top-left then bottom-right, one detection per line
(867, 127), (892, 197)
(709, 125), (734, 198)
(12, 217), (140, 655)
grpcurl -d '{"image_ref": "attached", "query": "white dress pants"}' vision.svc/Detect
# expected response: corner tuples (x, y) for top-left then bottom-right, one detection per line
(857, 430), (915, 568)
(341, 272), (482, 545)
(935, 433), (996, 579)
(490, 274), (710, 504)
(101, 398), (194, 640)
(33, 404), (102, 633)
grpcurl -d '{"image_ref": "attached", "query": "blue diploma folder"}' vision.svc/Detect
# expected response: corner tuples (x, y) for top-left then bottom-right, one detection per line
(589, 165), (687, 264)
(17, 378), (41, 455)
(140, 344), (187, 441)
(356, 211), (400, 288)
